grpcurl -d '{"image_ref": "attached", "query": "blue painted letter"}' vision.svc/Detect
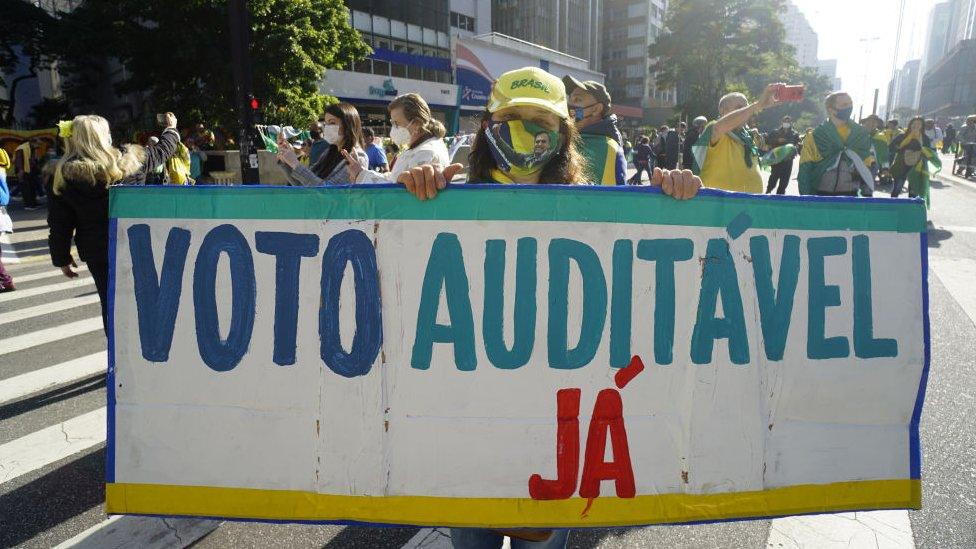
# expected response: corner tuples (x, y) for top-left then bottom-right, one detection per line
(411, 233), (476, 370)
(320, 229), (383, 378)
(852, 235), (898, 358)
(691, 238), (749, 365)
(548, 239), (607, 369)
(483, 238), (537, 369)
(637, 238), (694, 365)
(255, 232), (319, 366)
(128, 224), (191, 362)
(807, 237), (850, 359)
(193, 224), (256, 372)
(750, 235), (800, 361)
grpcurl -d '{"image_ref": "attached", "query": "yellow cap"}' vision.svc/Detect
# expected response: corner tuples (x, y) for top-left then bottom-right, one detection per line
(488, 67), (568, 119)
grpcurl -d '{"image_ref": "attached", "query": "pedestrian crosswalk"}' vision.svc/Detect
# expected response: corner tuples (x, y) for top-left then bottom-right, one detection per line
(0, 207), (919, 549)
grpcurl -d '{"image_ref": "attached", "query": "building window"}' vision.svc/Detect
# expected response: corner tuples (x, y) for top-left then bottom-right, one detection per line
(627, 44), (644, 58)
(626, 63), (645, 78)
(628, 23), (643, 38)
(626, 84), (643, 98)
(450, 11), (476, 32)
(627, 4), (645, 18)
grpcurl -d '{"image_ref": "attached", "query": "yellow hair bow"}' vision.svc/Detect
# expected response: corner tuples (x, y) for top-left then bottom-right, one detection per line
(57, 120), (74, 138)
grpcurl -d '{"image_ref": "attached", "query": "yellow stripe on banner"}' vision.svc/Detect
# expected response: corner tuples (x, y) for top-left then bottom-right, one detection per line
(105, 479), (920, 527)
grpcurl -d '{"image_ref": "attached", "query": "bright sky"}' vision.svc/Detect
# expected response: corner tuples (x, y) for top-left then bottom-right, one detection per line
(792, 0), (941, 115)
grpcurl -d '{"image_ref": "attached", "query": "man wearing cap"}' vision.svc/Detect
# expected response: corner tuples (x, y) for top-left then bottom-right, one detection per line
(763, 115), (801, 194)
(562, 76), (627, 185)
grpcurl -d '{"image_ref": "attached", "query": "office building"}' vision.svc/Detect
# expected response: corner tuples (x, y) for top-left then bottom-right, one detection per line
(491, 0), (603, 71)
(600, 0), (673, 129)
(781, 1), (818, 69)
(916, 0), (976, 117)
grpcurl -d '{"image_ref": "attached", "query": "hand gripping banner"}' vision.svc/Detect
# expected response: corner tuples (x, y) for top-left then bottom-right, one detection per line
(105, 184), (929, 527)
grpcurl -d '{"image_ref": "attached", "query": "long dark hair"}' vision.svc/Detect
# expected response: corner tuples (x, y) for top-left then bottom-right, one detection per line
(313, 102), (365, 178)
(467, 109), (585, 184)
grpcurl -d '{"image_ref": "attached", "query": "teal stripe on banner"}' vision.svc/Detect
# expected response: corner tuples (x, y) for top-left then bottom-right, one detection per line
(108, 186), (927, 233)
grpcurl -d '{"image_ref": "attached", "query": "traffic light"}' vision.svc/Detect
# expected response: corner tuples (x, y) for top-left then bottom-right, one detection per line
(249, 95), (260, 111)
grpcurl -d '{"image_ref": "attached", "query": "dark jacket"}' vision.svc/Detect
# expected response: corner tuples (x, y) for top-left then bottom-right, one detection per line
(764, 126), (801, 164)
(664, 130), (680, 167)
(635, 143), (653, 163)
(48, 128), (179, 267)
(682, 127), (700, 169)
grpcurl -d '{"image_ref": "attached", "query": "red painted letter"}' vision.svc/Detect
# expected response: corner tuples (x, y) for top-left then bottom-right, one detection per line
(529, 388), (581, 500)
(579, 389), (636, 498)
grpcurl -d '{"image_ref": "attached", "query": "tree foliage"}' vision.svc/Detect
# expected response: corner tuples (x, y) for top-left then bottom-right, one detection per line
(40, 0), (370, 131)
(0, 1), (58, 125)
(649, 0), (831, 127)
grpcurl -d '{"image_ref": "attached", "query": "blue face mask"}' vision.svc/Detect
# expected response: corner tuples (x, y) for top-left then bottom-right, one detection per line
(572, 102), (599, 122)
(834, 106), (853, 121)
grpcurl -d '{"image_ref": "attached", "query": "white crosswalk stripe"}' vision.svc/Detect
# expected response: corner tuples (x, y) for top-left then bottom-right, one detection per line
(0, 407), (106, 484)
(0, 317), (103, 357)
(766, 510), (915, 548)
(0, 292), (101, 327)
(0, 352), (107, 405)
(53, 516), (220, 549)
(0, 276), (95, 303)
(0, 232), (20, 263)
(13, 265), (89, 284)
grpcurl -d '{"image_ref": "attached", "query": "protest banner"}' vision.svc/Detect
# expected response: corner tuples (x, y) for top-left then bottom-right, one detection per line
(105, 184), (929, 527)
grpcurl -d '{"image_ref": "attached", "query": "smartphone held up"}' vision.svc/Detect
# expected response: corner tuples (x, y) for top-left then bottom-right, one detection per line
(774, 84), (805, 103)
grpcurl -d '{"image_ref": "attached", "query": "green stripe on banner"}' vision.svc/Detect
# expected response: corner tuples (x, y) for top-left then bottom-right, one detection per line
(109, 186), (927, 233)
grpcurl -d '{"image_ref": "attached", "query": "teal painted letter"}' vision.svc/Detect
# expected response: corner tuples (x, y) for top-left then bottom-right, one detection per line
(411, 233), (477, 370)
(548, 239), (608, 369)
(750, 235), (800, 361)
(852, 235), (898, 358)
(690, 238), (749, 365)
(636, 238), (694, 365)
(609, 240), (633, 368)
(807, 237), (850, 359)
(483, 238), (538, 369)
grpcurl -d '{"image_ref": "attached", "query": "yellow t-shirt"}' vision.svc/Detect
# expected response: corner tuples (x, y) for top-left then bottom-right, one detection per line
(836, 123), (850, 143)
(700, 132), (762, 193)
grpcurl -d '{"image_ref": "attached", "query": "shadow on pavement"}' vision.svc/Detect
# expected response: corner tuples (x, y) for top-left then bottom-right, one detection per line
(0, 376), (105, 422)
(927, 221), (953, 249)
(321, 525), (420, 548)
(0, 447), (105, 548)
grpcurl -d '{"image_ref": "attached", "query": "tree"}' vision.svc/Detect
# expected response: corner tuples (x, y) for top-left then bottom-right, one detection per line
(0, 1), (58, 126)
(45, 0), (370, 130)
(650, 0), (828, 127)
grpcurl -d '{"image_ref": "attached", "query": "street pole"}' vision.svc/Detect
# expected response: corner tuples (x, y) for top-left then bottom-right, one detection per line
(872, 88), (879, 115)
(228, 0), (260, 184)
(886, 0), (907, 120)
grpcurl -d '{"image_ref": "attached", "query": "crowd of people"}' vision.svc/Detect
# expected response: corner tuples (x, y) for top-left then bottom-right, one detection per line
(1, 62), (974, 547)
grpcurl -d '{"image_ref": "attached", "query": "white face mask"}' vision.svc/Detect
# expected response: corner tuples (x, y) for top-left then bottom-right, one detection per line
(390, 123), (412, 147)
(782, 123), (791, 129)
(321, 124), (341, 144)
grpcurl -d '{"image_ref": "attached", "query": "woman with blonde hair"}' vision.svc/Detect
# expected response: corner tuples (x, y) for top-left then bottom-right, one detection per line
(341, 92), (451, 183)
(48, 112), (181, 331)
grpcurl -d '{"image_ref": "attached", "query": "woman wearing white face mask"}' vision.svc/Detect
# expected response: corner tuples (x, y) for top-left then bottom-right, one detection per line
(276, 102), (368, 185)
(339, 93), (450, 183)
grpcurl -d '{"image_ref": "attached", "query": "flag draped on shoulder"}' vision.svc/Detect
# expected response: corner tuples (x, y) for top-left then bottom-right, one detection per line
(797, 120), (874, 195)
(692, 122), (795, 176)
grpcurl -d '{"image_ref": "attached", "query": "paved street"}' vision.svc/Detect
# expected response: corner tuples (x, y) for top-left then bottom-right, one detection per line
(1, 168), (974, 548)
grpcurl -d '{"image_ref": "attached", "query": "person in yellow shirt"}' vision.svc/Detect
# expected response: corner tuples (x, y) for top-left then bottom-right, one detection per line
(691, 84), (786, 193)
